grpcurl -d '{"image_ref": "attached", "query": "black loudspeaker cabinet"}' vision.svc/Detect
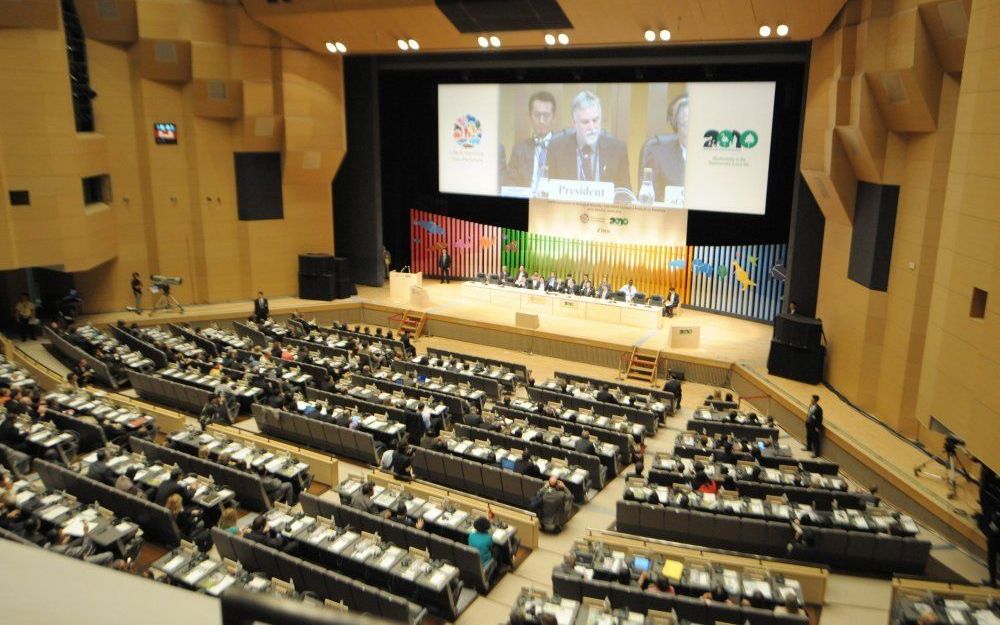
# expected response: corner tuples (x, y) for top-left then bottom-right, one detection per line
(336, 279), (357, 299)
(299, 253), (336, 277)
(773, 313), (823, 349)
(298, 273), (336, 301)
(767, 340), (826, 384)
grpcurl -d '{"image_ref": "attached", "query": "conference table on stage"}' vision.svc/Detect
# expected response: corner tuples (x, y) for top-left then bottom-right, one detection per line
(460, 281), (663, 330)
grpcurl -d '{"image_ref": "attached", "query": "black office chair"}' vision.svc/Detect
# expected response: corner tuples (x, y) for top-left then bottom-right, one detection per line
(612, 291), (626, 302)
(648, 294), (664, 307)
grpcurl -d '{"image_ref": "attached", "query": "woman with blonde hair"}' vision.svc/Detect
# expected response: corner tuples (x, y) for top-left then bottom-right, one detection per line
(218, 507), (240, 534)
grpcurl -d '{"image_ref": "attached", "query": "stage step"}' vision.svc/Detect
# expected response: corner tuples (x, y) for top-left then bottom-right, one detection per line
(399, 310), (427, 338)
(625, 347), (660, 384)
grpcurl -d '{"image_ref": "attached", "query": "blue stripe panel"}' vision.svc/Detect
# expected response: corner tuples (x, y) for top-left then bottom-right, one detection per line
(688, 244), (785, 322)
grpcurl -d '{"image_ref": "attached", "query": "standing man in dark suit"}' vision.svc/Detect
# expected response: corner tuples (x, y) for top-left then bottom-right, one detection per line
(547, 90), (631, 193)
(639, 93), (689, 203)
(253, 291), (269, 322)
(438, 248), (452, 284)
(805, 394), (824, 457)
(662, 374), (682, 411)
(507, 91), (557, 191)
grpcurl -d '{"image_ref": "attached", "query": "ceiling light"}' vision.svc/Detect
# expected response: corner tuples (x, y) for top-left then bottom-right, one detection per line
(325, 41), (337, 53)
(477, 36), (488, 48)
(759, 25), (771, 37)
(557, 33), (569, 45)
(544, 33), (556, 45)
(489, 35), (501, 47)
(408, 39), (419, 50)
(659, 29), (671, 41)
(397, 39), (409, 51)
(335, 41), (346, 53)
(644, 30), (656, 42)
(776, 24), (789, 37)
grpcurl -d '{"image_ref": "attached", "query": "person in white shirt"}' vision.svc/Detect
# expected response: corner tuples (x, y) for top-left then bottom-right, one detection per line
(620, 279), (639, 303)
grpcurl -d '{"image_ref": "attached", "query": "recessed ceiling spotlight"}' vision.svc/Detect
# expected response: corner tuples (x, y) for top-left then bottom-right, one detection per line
(397, 39), (409, 51)
(477, 36), (488, 48)
(544, 33), (556, 45)
(407, 39), (419, 50)
(489, 35), (501, 47)
(776, 24), (789, 37)
(557, 32), (569, 45)
(659, 29), (671, 41)
(335, 41), (346, 53)
(644, 30), (656, 42)
(325, 41), (337, 53)
(759, 25), (771, 37)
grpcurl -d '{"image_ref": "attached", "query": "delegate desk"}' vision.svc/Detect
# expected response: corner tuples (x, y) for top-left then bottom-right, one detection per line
(260, 507), (466, 619)
(373, 368), (486, 411)
(167, 427), (312, 493)
(534, 379), (673, 421)
(491, 405), (635, 467)
(461, 281), (663, 330)
(505, 397), (647, 443)
(334, 478), (519, 565)
(426, 347), (529, 384)
(689, 408), (779, 441)
(12, 479), (140, 559)
(554, 371), (677, 411)
(392, 359), (502, 399)
(441, 432), (591, 502)
(0, 355), (37, 391)
(351, 372), (468, 417)
(337, 380), (451, 423)
(528, 386), (660, 433)
(674, 432), (839, 476)
(493, 416), (623, 476)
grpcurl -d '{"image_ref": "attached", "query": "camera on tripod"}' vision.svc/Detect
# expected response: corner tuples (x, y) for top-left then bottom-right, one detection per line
(151, 275), (182, 294)
(148, 275), (184, 316)
(944, 434), (965, 455)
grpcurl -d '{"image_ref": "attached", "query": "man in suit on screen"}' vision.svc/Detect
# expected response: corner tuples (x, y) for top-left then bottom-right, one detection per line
(507, 91), (557, 190)
(547, 91), (631, 192)
(639, 93), (689, 203)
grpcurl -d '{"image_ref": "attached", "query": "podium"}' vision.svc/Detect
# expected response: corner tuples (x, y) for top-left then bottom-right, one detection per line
(389, 271), (422, 302)
(669, 325), (701, 348)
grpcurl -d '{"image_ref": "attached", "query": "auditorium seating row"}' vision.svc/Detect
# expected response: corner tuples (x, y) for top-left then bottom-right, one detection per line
(529, 386), (660, 433)
(34, 459), (182, 546)
(391, 360), (503, 399)
(452, 423), (608, 488)
(687, 418), (778, 441)
(127, 370), (213, 414)
(300, 493), (494, 593)
(305, 387), (408, 425)
(251, 404), (380, 466)
(646, 469), (879, 511)
(551, 569), (808, 625)
(296, 320), (408, 356)
(232, 321), (268, 347)
(350, 373), (467, 417)
(43, 326), (124, 390)
(167, 324), (220, 357)
(0, 525), (36, 546)
(554, 371), (676, 407)
(45, 409), (108, 452)
(673, 444), (839, 476)
(0, 442), (32, 477)
(616, 500), (930, 575)
(425, 347), (530, 383)
(211, 528), (423, 624)
(492, 404), (634, 457)
(411, 447), (546, 511)
(128, 436), (271, 512)
(108, 325), (170, 370)
(233, 348), (332, 387)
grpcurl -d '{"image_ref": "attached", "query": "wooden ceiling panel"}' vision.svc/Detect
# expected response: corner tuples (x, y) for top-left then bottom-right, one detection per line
(239, 0), (847, 55)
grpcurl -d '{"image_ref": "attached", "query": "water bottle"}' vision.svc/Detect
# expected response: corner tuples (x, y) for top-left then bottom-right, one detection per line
(534, 165), (549, 199)
(638, 168), (655, 205)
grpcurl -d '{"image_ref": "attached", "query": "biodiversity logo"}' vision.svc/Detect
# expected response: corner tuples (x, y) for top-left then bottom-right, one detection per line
(702, 129), (760, 149)
(453, 114), (483, 148)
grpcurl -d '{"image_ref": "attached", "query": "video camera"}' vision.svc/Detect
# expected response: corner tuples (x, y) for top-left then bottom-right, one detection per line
(944, 434), (965, 455)
(151, 275), (182, 287)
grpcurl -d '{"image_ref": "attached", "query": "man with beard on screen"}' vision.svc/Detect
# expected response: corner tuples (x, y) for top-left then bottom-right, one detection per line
(547, 90), (630, 193)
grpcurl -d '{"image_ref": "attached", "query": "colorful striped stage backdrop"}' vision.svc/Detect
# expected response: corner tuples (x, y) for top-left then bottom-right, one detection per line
(410, 209), (785, 323)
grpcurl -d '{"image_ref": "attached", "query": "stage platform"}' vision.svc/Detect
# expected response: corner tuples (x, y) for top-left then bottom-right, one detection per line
(75, 281), (985, 558)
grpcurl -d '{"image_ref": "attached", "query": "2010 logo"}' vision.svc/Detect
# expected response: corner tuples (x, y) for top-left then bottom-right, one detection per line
(703, 129), (760, 149)
(453, 114), (482, 148)
(609, 217), (629, 226)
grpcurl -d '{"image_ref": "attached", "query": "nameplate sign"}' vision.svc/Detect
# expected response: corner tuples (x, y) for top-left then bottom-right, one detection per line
(546, 179), (615, 204)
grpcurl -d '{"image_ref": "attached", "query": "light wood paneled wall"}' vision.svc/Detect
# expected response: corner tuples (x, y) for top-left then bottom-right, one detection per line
(0, 0), (342, 313)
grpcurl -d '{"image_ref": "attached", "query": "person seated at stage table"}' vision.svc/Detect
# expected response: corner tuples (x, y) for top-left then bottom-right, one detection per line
(545, 271), (561, 292)
(620, 279), (639, 303)
(531, 272), (546, 292)
(514, 265), (527, 287)
(578, 274), (594, 297)
(561, 274), (577, 294)
(499, 266), (510, 284)
(596, 277), (613, 299)
(663, 287), (680, 317)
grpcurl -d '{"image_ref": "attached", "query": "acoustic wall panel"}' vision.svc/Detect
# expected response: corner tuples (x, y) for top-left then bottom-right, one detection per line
(848, 181), (899, 292)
